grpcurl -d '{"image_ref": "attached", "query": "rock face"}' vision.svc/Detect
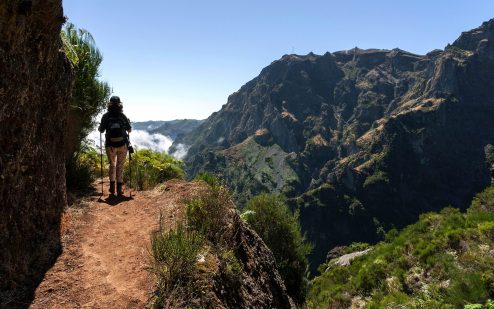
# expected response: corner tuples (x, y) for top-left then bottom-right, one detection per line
(173, 19), (494, 272)
(201, 212), (296, 309)
(0, 0), (72, 300)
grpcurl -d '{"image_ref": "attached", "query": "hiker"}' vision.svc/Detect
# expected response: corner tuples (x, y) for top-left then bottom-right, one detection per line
(98, 96), (132, 196)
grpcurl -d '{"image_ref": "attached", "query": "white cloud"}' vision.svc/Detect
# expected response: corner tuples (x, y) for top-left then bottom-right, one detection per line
(129, 130), (173, 153)
(86, 130), (102, 149)
(87, 129), (173, 153)
(171, 143), (189, 160)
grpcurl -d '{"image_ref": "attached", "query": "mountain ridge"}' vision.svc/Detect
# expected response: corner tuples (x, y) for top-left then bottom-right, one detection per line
(132, 119), (204, 140)
(171, 18), (494, 271)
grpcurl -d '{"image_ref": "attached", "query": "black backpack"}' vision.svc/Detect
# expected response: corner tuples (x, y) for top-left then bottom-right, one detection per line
(106, 115), (128, 147)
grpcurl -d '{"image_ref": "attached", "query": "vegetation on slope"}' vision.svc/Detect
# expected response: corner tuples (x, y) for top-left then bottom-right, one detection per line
(67, 146), (184, 192)
(149, 177), (303, 308)
(124, 149), (184, 190)
(242, 193), (312, 304)
(148, 181), (244, 308)
(65, 146), (107, 190)
(308, 186), (494, 308)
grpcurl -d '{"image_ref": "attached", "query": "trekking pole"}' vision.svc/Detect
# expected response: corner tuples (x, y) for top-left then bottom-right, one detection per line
(127, 132), (134, 198)
(100, 132), (104, 196)
(129, 151), (132, 197)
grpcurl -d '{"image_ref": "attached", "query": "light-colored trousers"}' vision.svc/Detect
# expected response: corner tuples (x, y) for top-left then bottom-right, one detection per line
(106, 145), (128, 183)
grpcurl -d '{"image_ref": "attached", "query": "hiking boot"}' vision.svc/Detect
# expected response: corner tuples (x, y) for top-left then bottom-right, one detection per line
(109, 181), (115, 195)
(117, 182), (124, 196)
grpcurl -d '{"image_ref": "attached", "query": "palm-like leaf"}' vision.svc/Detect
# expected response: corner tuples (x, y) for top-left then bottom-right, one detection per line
(61, 23), (111, 154)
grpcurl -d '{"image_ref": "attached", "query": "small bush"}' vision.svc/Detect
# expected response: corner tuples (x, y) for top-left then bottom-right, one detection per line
(186, 183), (233, 244)
(66, 145), (105, 190)
(150, 180), (238, 307)
(242, 193), (312, 304)
(363, 170), (389, 188)
(221, 249), (242, 276)
(149, 221), (204, 308)
(194, 172), (220, 188)
(483, 270), (494, 296)
(125, 149), (184, 190)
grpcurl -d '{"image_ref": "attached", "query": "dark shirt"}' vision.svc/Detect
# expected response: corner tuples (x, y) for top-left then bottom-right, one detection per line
(98, 111), (132, 146)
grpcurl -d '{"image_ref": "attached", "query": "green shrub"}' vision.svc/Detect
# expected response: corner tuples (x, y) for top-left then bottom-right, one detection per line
(194, 172), (220, 188)
(345, 242), (371, 254)
(124, 149), (184, 190)
(487, 299), (494, 309)
(149, 221), (204, 308)
(66, 144), (106, 190)
(150, 181), (240, 307)
(482, 270), (494, 296)
(186, 183), (232, 244)
(62, 23), (111, 157)
(242, 193), (312, 304)
(363, 170), (389, 188)
(221, 249), (242, 276)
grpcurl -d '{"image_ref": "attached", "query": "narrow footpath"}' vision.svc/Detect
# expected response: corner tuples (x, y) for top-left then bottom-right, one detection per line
(30, 180), (198, 309)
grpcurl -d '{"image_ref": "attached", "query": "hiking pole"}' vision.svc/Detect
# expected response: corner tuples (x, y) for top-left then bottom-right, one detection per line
(129, 151), (132, 198)
(100, 132), (104, 196)
(127, 132), (134, 198)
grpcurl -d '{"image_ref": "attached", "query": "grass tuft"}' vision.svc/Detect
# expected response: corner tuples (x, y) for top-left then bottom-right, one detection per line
(149, 218), (204, 308)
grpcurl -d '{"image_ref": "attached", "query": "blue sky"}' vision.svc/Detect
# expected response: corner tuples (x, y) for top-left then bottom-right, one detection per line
(63, 1), (494, 121)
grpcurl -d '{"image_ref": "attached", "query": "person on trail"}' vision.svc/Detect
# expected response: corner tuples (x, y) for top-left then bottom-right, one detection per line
(98, 96), (132, 196)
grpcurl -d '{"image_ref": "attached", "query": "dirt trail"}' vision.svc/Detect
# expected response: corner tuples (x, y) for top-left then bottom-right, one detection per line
(30, 180), (197, 309)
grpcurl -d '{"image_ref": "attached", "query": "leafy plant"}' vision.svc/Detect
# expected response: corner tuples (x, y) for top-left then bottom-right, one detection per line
(149, 220), (204, 308)
(62, 23), (111, 189)
(124, 149), (184, 190)
(61, 23), (111, 154)
(150, 180), (245, 307)
(194, 172), (220, 188)
(221, 249), (242, 276)
(242, 193), (312, 304)
(66, 143), (107, 190)
(363, 170), (389, 188)
(186, 182), (233, 244)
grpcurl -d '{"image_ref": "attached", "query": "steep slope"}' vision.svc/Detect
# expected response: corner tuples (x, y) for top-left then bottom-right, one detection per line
(0, 0), (72, 301)
(172, 19), (494, 270)
(308, 186), (494, 308)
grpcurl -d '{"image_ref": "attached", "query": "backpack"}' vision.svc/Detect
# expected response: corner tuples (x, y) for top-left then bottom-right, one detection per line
(106, 115), (128, 147)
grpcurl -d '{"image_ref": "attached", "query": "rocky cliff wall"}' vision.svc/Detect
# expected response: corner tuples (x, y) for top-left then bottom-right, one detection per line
(0, 0), (72, 301)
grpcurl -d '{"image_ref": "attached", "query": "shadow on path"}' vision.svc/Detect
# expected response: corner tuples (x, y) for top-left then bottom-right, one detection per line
(97, 194), (134, 206)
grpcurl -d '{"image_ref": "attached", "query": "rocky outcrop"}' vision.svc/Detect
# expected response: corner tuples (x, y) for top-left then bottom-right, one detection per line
(0, 0), (72, 303)
(173, 19), (494, 272)
(199, 213), (296, 309)
(153, 180), (296, 309)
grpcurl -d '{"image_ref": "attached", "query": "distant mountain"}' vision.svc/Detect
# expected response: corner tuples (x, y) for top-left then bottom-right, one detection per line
(131, 121), (168, 131)
(171, 19), (494, 272)
(132, 119), (204, 140)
